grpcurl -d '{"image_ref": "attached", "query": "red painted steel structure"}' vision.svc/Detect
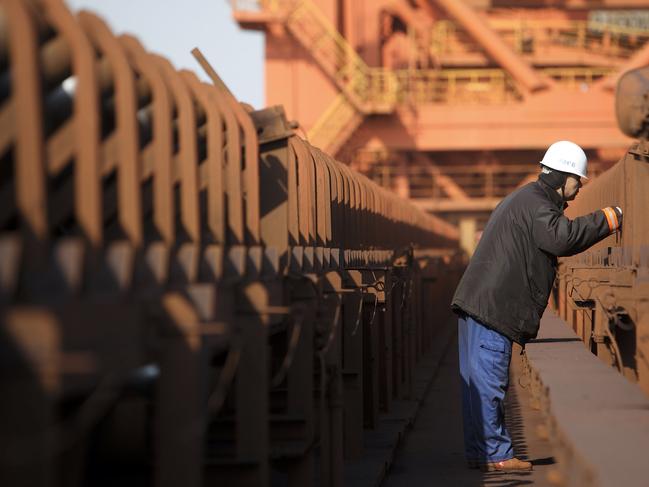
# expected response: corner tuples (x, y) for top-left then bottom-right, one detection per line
(232, 0), (649, 251)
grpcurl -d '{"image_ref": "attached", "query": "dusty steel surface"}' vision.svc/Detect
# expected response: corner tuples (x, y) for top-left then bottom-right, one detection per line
(0, 1), (462, 486)
(523, 311), (649, 487)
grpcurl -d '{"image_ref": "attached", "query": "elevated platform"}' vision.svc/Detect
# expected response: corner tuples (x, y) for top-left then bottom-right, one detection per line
(381, 310), (649, 487)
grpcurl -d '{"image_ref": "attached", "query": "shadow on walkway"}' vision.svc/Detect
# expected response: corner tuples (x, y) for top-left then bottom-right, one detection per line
(382, 328), (555, 487)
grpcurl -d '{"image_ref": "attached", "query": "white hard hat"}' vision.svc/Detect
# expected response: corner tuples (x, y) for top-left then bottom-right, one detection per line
(540, 140), (588, 178)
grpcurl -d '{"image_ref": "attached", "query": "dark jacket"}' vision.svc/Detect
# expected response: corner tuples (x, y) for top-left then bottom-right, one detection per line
(451, 178), (612, 344)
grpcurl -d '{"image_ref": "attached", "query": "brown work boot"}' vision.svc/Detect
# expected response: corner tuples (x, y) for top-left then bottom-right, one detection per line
(482, 457), (533, 472)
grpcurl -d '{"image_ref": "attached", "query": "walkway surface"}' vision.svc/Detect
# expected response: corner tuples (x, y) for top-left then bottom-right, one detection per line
(382, 329), (556, 487)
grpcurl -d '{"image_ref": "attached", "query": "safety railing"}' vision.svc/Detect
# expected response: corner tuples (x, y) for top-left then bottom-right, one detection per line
(285, 0), (399, 110)
(393, 68), (522, 105)
(307, 93), (363, 155)
(0, 2), (463, 486)
(233, 0), (399, 151)
(306, 66), (522, 153)
(430, 20), (477, 57)
(233, 1), (616, 158)
(431, 18), (649, 59)
(542, 67), (617, 89)
(232, 0), (387, 102)
(365, 162), (537, 200)
(557, 20), (649, 57)
(362, 159), (605, 202)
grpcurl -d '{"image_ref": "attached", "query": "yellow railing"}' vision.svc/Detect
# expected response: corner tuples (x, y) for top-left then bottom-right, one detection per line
(489, 18), (649, 36)
(287, 1), (400, 110)
(588, 19), (649, 37)
(393, 68), (521, 105)
(232, 2), (618, 107)
(431, 18), (649, 58)
(364, 161), (605, 200)
(542, 67), (616, 88)
(430, 21), (478, 57)
(231, 1), (622, 153)
(231, 0), (383, 151)
(366, 161), (539, 199)
(307, 94), (361, 151)
(549, 21), (649, 57)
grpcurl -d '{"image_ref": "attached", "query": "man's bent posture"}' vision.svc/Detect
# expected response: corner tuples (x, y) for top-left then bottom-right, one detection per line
(451, 141), (623, 472)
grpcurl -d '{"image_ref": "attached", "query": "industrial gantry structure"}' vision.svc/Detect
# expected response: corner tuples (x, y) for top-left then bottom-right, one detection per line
(231, 0), (648, 253)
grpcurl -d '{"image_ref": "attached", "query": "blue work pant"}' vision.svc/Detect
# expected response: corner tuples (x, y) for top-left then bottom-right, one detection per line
(458, 314), (513, 463)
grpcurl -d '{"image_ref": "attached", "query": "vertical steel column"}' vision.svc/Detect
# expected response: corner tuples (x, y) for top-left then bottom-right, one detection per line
(391, 269), (404, 399)
(285, 293), (316, 487)
(156, 293), (203, 487)
(0, 310), (60, 487)
(234, 283), (271, 487)
(379, 268), (394, 413)
(361, 272), (380, 428)
(341, 271), (364, 458)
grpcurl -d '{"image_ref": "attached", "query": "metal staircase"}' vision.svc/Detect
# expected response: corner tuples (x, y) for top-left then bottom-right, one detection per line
(231, 1), (648, 156)
(285, 1), (397, 112)
(284, 1), (398, 154)
(306, 94), (364, 157)
(232, 0), (396, 155)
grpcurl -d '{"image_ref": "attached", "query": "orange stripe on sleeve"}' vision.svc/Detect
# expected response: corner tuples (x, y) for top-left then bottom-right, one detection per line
(610, 208), (619, 229)
(602, 207), (617, 232)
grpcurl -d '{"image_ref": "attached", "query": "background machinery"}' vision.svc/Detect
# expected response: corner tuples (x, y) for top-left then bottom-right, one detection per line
(231, 0), (645, 254)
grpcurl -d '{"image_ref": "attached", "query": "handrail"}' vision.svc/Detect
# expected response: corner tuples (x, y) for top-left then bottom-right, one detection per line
(431, 18), (649, 58)
(364, 160), (606, 201)
(307, 94), (362, 154)
(432, 0), (550, 93)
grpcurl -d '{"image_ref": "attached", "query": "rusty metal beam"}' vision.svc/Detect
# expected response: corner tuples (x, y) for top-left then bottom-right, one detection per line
(430, 0), (551, 93)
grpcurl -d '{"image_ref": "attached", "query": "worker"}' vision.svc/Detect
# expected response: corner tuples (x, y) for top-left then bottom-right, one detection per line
(451, 141), (623, 472)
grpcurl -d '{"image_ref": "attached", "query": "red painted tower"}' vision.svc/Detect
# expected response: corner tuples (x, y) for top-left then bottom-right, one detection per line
(232, 0), (647, 253)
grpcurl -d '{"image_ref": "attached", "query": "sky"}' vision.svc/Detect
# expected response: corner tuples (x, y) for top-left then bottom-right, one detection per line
(64, 0), (265, 109)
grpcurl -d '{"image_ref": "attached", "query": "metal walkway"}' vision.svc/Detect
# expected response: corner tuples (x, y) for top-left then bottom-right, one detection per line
(382, 309), (649, 487)
(382, 329), (556, 487)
